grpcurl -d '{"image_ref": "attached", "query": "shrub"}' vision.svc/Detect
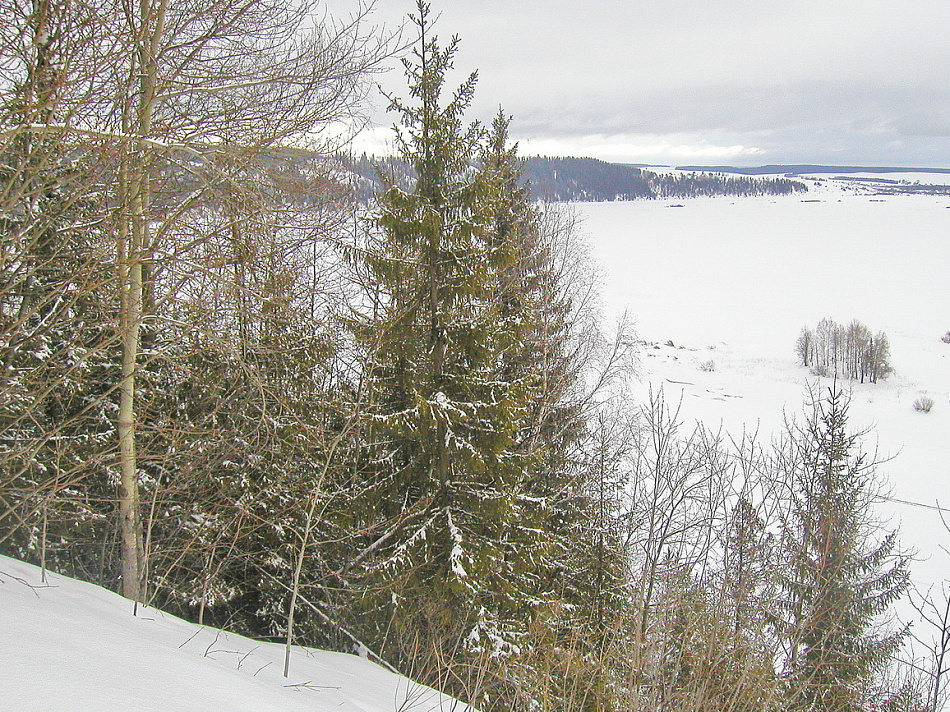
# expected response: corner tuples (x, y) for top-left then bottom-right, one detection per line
(913, 396), (934, 413)
(699, 359), (716, 372)
(941, 331), (950, 344)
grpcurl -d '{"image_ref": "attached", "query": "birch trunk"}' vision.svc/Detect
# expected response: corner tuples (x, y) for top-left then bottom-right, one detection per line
(117, 0), (166, 602)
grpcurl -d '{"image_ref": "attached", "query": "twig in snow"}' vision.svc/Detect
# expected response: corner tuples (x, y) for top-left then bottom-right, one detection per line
(283, 680), (341, 691)
(178, 627), (203, 649)
(0, 569), (54, 596)
(204, 629), (223, 657)
(237, 646), (259, 670)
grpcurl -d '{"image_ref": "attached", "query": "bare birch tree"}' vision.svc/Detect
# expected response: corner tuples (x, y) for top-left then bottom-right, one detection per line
(103, 0), (388, 601)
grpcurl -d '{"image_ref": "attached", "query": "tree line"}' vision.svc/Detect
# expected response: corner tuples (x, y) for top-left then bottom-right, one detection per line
(0, 2), (935, 711)
(523, 157), (807, 201)
(348, 154), (808, 203)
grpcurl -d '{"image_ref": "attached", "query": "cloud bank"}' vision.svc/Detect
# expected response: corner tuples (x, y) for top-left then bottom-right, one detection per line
(333, 0), (950, 166)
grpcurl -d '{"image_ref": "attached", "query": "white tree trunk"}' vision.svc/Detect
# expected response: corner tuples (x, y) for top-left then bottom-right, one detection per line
(117, 0), (166, 602)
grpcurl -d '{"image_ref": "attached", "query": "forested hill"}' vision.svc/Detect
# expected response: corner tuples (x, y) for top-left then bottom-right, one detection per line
(346, 154), (808, 201)
(521, 156), (807, 200)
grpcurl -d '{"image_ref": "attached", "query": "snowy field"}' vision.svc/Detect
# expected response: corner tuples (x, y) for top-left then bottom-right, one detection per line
(579, 175), (950, 600)
(0, 554), (462, 712)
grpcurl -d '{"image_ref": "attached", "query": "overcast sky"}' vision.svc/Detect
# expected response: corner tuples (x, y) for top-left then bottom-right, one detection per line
(328, 1), (950, 167)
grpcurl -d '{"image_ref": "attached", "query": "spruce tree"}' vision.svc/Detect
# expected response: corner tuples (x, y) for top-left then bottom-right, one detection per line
(347, 2), (560, 699)
(778, 388), (909, 712)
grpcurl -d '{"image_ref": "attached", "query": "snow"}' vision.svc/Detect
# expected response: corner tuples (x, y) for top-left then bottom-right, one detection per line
(579, 176), (950, 598)
(0, 555), (465, 712)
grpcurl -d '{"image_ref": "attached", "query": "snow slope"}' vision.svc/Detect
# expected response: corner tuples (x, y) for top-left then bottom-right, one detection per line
(579, 176), (950, 597)
(0, 555), (463, 712)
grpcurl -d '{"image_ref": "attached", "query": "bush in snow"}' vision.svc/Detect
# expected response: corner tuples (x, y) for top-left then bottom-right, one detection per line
(913, 396), (934, 413)
(941, 331), (950, 344)
(699, 359), (716, 372)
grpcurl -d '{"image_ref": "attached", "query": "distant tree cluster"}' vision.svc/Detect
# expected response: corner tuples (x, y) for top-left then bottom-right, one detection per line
(522, 157), (807, 201)
(348, 154), (656, 202)
(521, 156), (653, 200)
(796, 318), (893, 383)
(346, 153), (415, 200)
(651, 170), (806, 199)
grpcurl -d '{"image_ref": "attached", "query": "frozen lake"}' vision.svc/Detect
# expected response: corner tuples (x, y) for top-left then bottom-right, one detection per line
(578, 181), (950, 598)
(581, 188), (950, 360)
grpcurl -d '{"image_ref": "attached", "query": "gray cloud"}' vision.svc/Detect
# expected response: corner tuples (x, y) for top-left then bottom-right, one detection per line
(330, 0), (950, 165)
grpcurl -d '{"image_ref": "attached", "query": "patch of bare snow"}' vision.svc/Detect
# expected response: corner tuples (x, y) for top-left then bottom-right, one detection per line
(0, 555), (464, 712)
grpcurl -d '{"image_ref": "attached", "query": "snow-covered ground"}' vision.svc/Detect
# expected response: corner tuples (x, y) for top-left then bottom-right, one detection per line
(579, 175), (950, 599)
(0, 555), (463, 712)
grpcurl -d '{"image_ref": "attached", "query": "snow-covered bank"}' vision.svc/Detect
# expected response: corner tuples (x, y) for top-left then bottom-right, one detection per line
(0, 555), (461, 712)
(579, 180), (950, 596)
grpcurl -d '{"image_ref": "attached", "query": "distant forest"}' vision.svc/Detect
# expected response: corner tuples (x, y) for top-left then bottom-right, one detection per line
(347, 154), (808, 201)
(522, 156), (808, 200)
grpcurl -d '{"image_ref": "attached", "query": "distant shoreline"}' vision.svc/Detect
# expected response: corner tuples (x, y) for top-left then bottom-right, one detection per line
(673, 164), (950, 175)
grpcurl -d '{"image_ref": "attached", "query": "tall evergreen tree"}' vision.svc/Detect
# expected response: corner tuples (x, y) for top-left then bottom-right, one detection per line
(778, 388), (909, 712)
(347, 3), (565, 700)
